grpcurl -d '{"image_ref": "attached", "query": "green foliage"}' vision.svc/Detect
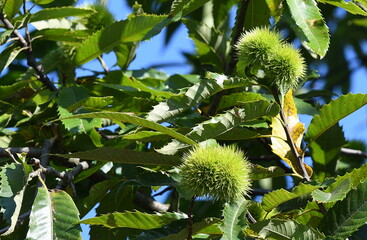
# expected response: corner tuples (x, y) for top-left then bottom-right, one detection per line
(26, 185), (82, 240)
(1, 0), (367, 239)
(319, 179), (367, 239)
(220, 198), (249, 240)
(79, 211), (187, 229)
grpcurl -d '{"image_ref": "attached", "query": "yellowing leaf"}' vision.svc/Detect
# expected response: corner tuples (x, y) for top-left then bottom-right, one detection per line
(270, 90), (312, 177)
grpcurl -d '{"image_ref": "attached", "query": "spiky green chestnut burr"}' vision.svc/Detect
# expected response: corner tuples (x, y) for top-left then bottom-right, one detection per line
(235, 27), (306, 94)
(235, 27), (282, 77)
(178, 145), (251, 202)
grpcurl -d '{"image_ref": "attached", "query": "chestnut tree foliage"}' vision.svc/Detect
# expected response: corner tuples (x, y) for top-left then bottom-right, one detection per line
(1, 0), (367, 239)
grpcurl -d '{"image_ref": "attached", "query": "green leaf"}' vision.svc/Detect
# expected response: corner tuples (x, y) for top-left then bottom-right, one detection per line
(215, 127), (271, 141)
(123, 131), (170, 142)
(77, 179), (121, 218)
(79, 211), (187, 229)
(26, 186), (53, 240)
(169, 0), (191, 19)
(58, 86), (102, 134)
(311, 179), (351, 203)
(75, 14), (167, 65)
(310, 124), (346, 181)
(217, 92), (266, 111)
(55, 147), (182, 166)
(3, 0), (23, 19)
(317, 0), (367, 16)
(147, 72), (251, 122)
(159, 101), (278, 154)
(306, 93), (367, 144)
(186, 101), (279, 142)
(285, 0), (329, 58)
(183, 18), (227, 71)
(319, 179), (367, 239)
(0, 46), (27, 73)
(0, 30), (12, 45)
(57, 112), (196, 145)
(0, 163), (27, 235)
(212, 0), (237, 27)
(67, 96), (114, 112)
(33, 29), (90, 42)
(262, 183), (319, 212)
(29, 7), (95, 22)
(182, 0), (210, 16)
(220, 198), (249, 240)
(244, 0), (271, 29)
(51, 190), (82, 239)
(250, 219), (325, 240)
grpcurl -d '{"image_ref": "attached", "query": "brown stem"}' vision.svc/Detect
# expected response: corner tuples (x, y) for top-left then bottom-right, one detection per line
(187, 196), (195, 240)
(273, 92), (310, 181)
(0, 14), (57, 92)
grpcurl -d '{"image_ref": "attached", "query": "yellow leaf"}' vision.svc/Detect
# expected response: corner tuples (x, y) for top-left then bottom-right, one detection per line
(270, 90), (312, 177)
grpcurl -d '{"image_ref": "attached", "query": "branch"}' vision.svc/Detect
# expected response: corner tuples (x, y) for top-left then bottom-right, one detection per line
(0, 147), (42, 157)
(340, 147), (367, 158)
(133, 190), (170, 212)
(207, 0), (250, 116)
(38, 138), (55, 183)
(187, 196), (195, 240)
(0, 14), (57, 92)
(0, 211), (31, 235)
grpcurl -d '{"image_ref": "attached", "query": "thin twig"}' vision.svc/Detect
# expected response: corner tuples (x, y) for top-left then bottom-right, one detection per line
(0, 211), (31, 235)
(0, 14), (57, 91)
(97, 55), (109, 73)
(340, 147), (367, 158)
(187, 196), (195, 240)
(246, 211), (257, 224)
(207, 0), (250, 116)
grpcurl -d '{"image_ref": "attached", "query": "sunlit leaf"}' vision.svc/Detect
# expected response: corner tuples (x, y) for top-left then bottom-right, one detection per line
(79, 211), (187, 229)
(55, 147), (182, 166)
(319, 179), (367, 239)
(311, 179), (351, 203)
(262, 183), (319, 212)
(317, 0), (367, 16)
(3, 0), (23, 19)
(57, 112), (195, 145)
(250, 219), (325, 240)
(29, 7), (95, 22)
(75, 14), (167, 65)
(220, 198), (249, 240)
(306, 93), (367, 144)
(285, 0), (329, 58)
(147, 72), (251, 122)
